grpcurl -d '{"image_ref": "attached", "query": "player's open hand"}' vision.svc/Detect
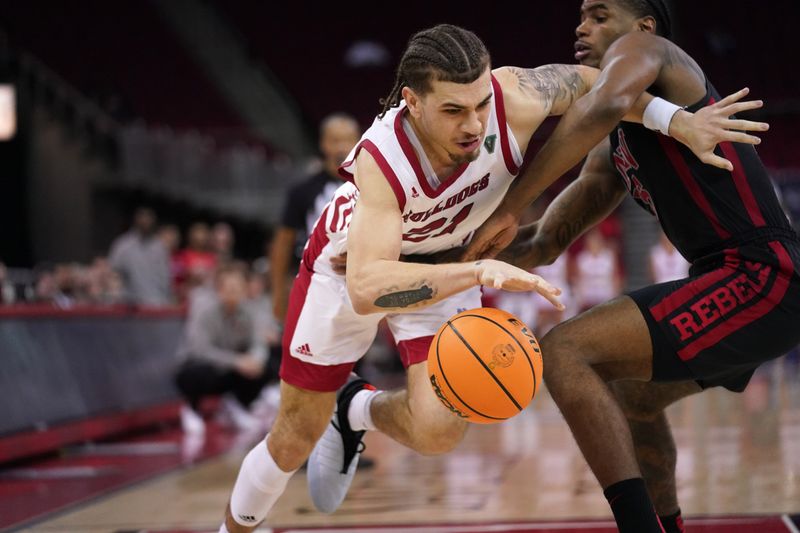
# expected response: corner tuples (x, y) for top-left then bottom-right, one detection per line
(669, 87), (769, 171)
(475, 259), (564, 310)
(463, 210), (520, 262)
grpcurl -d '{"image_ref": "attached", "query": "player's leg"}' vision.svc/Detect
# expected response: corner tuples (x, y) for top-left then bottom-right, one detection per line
(540, 296), (664, 533)
(223, 380), (335, 533)
(370, 360), (468, 454)
(611, 379), (701, 532)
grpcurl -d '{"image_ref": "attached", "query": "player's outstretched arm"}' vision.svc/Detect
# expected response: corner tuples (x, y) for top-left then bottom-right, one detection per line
(346, 151), (562, 314)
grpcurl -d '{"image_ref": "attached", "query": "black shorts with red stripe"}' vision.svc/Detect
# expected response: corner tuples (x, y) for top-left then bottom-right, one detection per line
(629, 233), (800, 392)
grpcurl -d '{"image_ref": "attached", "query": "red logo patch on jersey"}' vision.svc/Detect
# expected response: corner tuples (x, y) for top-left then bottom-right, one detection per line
(614, 129), (657, 217)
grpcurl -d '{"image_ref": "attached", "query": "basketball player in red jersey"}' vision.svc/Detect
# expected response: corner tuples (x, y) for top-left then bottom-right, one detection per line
(466, 2), (800, 532)
(220, 23), (767, 533)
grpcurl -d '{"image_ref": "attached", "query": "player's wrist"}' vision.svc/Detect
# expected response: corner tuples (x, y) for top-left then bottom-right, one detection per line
(643, 97), (683, 136)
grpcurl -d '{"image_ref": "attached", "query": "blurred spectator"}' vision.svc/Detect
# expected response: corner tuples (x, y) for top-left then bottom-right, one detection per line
(109, 207), (173, 305)
(158, 224), (181, 256)
(174, 266), (269, 435)
(0, 262), (15, 304)
(649, 231), (690, 284)
(270, 112), (360, 322)
(84, 257), (125, 304)
(572, 228), (623, 312)
(175, 222), (216, 300)
(212, 222), (235, 263)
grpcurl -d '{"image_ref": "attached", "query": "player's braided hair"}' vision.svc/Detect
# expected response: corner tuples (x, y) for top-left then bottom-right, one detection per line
(378, 24), (490, 119)
(617, 0), (673, 39)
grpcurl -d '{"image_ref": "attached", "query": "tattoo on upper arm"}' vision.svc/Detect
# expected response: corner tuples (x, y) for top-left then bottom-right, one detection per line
(374, 283), (435, 308)
(661, 45), (704, 81)
(509, 65), (588, 112)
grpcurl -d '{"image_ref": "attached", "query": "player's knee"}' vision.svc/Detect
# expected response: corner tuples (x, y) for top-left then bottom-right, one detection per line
(540, 326), (583, 380)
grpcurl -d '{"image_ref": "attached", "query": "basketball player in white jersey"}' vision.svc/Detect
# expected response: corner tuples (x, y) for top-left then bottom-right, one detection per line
(220, 24), (767, 532)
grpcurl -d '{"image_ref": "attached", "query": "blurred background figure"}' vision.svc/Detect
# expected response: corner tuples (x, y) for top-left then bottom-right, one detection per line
(572, 228), (623, 312)
(212, 222), (235, 263)
(108, 207), (173, 306)
(649, 230), (690, 284)
(174, 265), (270, 436)
(175, 222), (216, 300)
(270, 112), (360, 323)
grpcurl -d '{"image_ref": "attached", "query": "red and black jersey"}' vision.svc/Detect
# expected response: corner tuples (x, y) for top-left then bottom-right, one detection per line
(609, 79), (798, 264)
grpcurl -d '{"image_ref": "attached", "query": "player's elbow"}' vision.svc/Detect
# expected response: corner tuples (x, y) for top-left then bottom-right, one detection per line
(347, 276), (375, 315)
(587, 85), (636, 123)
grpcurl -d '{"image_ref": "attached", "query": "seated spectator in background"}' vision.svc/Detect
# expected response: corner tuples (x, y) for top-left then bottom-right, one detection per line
(649, 231), (690, 283)
(84, 256), (125, 305)
(109, 207), (172, 306)
(270, 112), (360, 322)
(174, 222), (216, 301)
(174, 266), (269, 435)
(572, 228), (623, 312)
(0, 262), (15, 304)
(212, 222), (235, 263)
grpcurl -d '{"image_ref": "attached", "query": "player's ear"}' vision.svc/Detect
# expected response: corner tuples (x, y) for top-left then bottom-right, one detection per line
(402, 87), (422, 118)
(638, 16), (657, 34)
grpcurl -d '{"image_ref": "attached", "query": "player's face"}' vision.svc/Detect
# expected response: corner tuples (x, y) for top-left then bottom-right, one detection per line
(575, 1), (641, 67)
(406, 67), (492, 166)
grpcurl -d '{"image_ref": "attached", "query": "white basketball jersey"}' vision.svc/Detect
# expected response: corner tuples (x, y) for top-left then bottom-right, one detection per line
(308, 75), (522, 271)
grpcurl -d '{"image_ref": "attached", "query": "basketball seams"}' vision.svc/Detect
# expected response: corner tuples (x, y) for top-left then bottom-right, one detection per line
(455, 313), (539, 404)
(446, 320), (524, 411)
(435, 328), (507, 421)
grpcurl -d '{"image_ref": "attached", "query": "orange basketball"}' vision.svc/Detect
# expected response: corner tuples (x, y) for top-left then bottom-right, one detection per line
(427, 307), (543, 424)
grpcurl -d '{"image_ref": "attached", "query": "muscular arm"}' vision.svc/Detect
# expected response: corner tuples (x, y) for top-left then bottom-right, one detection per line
(497, 140), (627, 270)
(496, 63), (655, 149)
(500, 33), (703, 215)
(346, 151), (483, 315)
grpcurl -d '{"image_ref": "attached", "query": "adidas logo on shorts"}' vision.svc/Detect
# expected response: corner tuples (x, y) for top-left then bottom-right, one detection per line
(238, 514), (256, 523)
(295, 343), (313, 356)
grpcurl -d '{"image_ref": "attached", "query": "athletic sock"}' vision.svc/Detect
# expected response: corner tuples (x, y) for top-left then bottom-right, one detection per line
(603, 478), (665, 533)
(218, 524), (230, 533)
(229, 438), (297, 527)
(347, 388), (380, 431)
(659, 509), (685, 533)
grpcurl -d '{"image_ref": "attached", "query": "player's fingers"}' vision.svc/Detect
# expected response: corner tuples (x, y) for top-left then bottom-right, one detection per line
(531, 275), (561, 296)
(723, 131), (762, 145)
(714, 87), (749, 107)
(721, 118), (769, 132)
(722, 99), (764, 116)
(493, 273), (506, 290)
(701, 152), (733, 171)
(539, 288), (565, 311)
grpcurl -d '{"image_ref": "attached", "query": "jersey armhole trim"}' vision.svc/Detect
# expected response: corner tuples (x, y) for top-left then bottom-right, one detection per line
(491, 74), (521, 176)
(338, 139), (407, 211)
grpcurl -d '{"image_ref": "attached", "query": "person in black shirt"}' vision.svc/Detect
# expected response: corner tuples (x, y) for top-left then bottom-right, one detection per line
(466, 1), (800, 532)
(270, 113), (360, 323)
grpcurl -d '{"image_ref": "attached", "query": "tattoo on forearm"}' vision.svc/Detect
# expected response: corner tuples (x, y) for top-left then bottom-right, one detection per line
(374, 284), (435, 308)
(509, 65), (587, 111)
(551, 179), (622, 249)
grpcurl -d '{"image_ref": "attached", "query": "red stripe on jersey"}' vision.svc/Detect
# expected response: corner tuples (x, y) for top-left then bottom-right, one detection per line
(302, 206), (331, 271)
(337, 139), (407, 211)
(658, 136), (732, 239)
(649, 251), (740, 321)
(491, 75), (520, 176)
(677, 241), (794, 361)
(719, 142), (767, 227)
(394, 108), (468, 198)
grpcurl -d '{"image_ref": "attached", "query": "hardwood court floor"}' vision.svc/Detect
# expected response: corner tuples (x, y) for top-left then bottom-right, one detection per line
(18, 357), (800, 533)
